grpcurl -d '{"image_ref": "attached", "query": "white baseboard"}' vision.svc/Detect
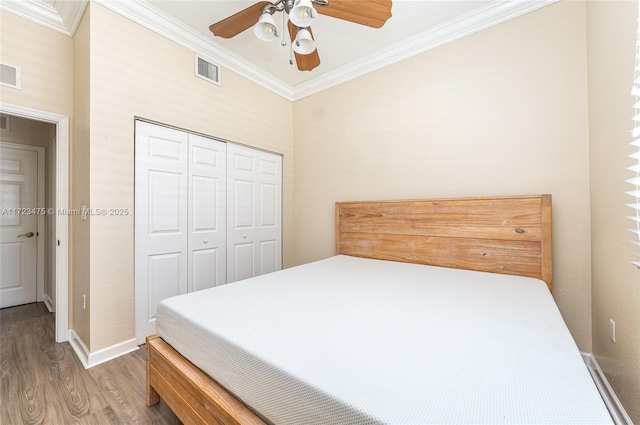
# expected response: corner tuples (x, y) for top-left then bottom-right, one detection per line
(68, 329), (139, 369)
(43, 294), (54, 313)
(582, 352), (634, 425)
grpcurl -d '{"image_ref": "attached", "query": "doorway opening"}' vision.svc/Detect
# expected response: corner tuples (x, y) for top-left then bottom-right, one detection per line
(0, 140), (46, 308)
(0, 103), (69, 343)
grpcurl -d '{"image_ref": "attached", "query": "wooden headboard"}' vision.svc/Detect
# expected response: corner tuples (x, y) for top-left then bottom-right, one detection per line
(335, 195), (552, 291)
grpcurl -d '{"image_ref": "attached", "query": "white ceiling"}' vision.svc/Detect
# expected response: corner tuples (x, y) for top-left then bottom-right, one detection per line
(1, 0), (556, 99)
(147, 1), (491, 87)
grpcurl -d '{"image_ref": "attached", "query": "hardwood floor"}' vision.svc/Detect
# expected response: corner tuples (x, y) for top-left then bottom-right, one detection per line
(0, 303), (181, 425)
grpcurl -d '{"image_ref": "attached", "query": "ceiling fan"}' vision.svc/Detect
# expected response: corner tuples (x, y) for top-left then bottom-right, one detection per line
(209, 0), (393, 71)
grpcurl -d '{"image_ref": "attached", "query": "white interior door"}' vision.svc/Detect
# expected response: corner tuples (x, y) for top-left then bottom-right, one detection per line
(0, 145), (40, 308)
(135, 121), (189, 343)
(227, 144), (282, 283)
(188, 134), (226, 292)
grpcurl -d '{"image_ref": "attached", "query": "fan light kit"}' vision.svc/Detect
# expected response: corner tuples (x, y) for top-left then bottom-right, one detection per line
(253, 0), (322, 55)
(253, 0), (325, 55)
(209, 0), (393, 71)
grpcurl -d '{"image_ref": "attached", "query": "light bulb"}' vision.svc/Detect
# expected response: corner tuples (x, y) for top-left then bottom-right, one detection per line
(294, 7), (310, 22)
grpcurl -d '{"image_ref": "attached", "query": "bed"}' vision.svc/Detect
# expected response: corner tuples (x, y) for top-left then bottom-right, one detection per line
(146, 194), (613, 425)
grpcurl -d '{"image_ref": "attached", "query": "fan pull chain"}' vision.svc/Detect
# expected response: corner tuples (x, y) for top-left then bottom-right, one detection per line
(284, 14), (294, 66)
(281, 12), (287, 47)
(290, 42), (294, 65)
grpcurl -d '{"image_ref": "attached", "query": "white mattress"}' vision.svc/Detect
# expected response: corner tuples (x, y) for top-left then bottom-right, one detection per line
(155, 255), (613, 425)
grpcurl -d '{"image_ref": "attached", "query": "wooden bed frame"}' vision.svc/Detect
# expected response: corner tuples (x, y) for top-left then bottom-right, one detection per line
(147, 194), (552, 425)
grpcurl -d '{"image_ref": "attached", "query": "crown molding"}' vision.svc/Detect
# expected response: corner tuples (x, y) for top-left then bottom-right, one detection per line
(94, 0), (295, 100)
(6, 0), (558, 101)
(98, 0), (557, 101)
(0, 0), (86, 36)
(291, 0), (559, 100)
(1, 0), (70, 35)
(55, 0), (88, 36)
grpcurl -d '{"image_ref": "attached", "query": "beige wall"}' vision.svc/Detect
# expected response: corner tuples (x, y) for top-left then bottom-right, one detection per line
(0, 117), (51, 147)
(0, 10), (73, 325)
(73, 5), (91, 346)
(0, 11), (73, 118)
(293, 1), (594, 350)
(85, 3), (293, 351)
(586, 1), (640, 423)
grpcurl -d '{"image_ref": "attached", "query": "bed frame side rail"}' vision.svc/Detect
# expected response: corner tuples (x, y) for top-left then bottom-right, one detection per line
(146, 335), (266, 425)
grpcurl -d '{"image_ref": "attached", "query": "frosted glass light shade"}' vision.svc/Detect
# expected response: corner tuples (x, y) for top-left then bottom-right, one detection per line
(293, 28), (316, 55)
(254, 13), (279, 42)
(289, 0), (317, 28)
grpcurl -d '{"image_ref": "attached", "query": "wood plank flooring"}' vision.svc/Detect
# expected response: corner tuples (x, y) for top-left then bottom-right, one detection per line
(0, 303), (181, 425)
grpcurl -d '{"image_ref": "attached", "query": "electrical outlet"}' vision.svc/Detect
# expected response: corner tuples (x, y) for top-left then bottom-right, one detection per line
(609, 319), (616, 342)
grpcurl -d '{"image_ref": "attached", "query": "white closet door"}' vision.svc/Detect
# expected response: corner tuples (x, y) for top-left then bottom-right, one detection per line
(135, 121), (189, 344)
(135, 121), (282, 342)
(227, 144), (282, 283)
(188, 134), (226, 292)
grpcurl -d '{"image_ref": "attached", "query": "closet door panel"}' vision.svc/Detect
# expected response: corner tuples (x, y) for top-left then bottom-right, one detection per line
(259, 240), (277, 274)
(231, 176), (256, 281)
(256, 152), (282, 275)
(147, 170), (185, 255)
(188, 134), (226, 292)
(227, 144), (282, 283)
(148, 252), (183, 318)
(227, 145), (257, 283)
(234, 243), (255, 282)
(135, 121), (189, 344)
(192, 248), (219, 292)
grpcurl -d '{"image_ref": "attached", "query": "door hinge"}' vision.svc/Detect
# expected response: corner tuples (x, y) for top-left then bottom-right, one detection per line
(57, 240), (60, 246)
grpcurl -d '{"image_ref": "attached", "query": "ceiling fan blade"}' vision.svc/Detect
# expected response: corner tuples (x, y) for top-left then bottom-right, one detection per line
(288, 23), (321, 71)
(209, 1), (274, 39)
(316, 0), (392, 28)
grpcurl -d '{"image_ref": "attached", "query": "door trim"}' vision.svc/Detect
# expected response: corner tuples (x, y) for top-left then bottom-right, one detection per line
(0, 142), (45, 305)
(0, 102), (70, 343)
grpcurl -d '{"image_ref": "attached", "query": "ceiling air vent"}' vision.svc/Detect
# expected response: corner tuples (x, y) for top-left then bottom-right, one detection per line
(1, 63), (21, 89)
(195, 54), (220, 86)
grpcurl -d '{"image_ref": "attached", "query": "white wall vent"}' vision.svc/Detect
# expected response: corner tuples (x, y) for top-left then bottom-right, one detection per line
(0, 115), (10, 131)
(195, 54), (220, 86)
(1, 63), (22, 89)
